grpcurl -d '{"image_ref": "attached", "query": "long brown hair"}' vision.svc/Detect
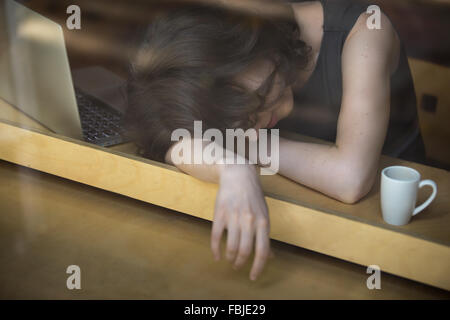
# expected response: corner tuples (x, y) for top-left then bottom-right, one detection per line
(124, 2), (310, 162)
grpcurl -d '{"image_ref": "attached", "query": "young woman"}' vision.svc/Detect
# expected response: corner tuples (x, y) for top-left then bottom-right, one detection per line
(125, 0), (426, 281)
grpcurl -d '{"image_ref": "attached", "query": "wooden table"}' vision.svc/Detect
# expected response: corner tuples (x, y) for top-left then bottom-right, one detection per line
(0, 98), (449, 298)
(0, 159), (448, 299)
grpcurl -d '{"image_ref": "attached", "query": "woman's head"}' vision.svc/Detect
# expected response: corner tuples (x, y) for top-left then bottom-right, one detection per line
(125, 3), (310, 162)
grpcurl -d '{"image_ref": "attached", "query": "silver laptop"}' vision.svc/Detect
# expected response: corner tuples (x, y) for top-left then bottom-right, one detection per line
(0, 0), (128, 146)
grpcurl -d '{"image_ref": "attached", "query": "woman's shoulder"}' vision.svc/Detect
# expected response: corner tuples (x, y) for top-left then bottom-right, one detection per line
(344, 8), (401, 75)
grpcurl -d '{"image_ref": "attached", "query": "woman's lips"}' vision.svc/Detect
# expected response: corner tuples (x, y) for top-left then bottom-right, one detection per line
(267, 113), (278, 128)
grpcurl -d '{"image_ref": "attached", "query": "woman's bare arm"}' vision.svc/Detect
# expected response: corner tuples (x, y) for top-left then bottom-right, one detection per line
(276, 12), (400, 204)
(165, 139), (271, 281)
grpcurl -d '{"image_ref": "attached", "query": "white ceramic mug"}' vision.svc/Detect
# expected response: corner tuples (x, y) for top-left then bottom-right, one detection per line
(380, 166), (437, 226)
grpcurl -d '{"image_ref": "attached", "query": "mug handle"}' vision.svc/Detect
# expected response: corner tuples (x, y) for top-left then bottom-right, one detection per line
(413, 179), (437, 216)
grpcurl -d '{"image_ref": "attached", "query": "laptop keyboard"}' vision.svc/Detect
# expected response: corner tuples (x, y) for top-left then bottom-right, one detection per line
(75, 89), (127, 147)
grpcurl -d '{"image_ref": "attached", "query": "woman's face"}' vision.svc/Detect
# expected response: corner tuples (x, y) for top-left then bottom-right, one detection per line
(236, 59), (294, 130)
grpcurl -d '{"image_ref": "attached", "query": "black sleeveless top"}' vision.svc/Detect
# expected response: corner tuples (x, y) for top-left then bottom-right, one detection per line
(278, 0), (427, 164)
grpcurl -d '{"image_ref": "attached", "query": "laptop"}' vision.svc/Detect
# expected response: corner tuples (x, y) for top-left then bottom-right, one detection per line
(0, 0), (129, 147)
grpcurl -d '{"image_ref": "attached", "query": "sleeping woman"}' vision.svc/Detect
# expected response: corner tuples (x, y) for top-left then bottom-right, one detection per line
(124, 0), (426, 281)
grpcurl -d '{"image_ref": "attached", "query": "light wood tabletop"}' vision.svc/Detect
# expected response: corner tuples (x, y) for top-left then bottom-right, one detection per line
(0, 96), (450, 296)
(0, 159), (449, 299)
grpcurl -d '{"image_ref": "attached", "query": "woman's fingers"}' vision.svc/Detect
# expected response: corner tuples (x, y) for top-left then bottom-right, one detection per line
(250, 220), (270, 281)
(226, 213), (240, 262)
(211, 213), (226, 261)
(212, 212), (271, 280)
(233, 214), (255, 269)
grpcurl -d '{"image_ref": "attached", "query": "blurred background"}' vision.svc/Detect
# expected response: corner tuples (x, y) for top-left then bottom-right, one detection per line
(7, 0), (450, 169)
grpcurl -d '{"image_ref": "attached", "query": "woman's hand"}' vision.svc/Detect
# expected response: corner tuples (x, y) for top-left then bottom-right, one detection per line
(211, 164), (271, 281)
